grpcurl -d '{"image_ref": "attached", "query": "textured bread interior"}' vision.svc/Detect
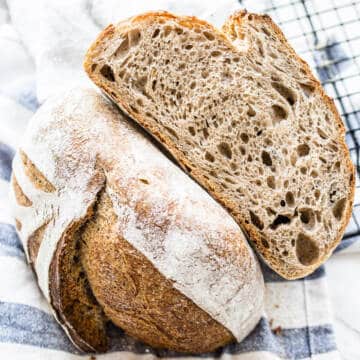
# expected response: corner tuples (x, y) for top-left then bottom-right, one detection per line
(80, 189), (233, 353)
(84, 11), (355, 279)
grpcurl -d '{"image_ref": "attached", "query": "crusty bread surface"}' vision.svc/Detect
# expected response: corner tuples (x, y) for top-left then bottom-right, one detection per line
(80, 190), (233, 353)
(11, 88), (264, 353)
(84, 10), (355, 279)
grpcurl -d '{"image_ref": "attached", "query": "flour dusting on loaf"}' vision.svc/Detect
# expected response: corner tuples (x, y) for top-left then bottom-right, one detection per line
(11, 88), (264, 352)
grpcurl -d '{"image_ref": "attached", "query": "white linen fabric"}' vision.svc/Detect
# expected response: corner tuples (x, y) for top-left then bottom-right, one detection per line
(1, 0), (359, 358)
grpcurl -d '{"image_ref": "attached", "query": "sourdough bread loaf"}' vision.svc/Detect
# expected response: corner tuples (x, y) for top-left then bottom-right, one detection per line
(84, 11), (355, 279)
(10, 88), (264, 353)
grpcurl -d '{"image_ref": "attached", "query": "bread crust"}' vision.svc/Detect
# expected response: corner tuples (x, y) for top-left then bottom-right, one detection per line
(11, 88), (264, 353)
(80, 190), (233, 353)
(84, 11), (355, 280)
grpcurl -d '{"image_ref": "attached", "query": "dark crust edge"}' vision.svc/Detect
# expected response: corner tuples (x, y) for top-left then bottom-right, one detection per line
(48, 201), (108, 353)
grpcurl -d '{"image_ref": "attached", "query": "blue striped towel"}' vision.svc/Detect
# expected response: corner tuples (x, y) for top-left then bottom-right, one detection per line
(1, 0), (359, 359)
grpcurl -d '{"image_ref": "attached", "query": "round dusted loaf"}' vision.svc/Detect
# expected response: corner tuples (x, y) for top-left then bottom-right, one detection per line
(10, 88), (264, 353)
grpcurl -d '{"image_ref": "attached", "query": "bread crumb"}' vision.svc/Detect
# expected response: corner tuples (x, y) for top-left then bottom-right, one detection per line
(84, 8), (355, 281)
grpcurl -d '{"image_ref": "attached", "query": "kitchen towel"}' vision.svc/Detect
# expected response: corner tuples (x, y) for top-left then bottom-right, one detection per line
(1, 0), (359, 359)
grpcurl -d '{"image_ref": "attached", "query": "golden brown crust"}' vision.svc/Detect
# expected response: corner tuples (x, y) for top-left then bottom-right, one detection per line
(19, 150), (56, 193)
(84, 10), (355, 280)
(12, 175), (32, 207)
(15, 219), (22, 231)
(48, 188), (234, 353)
(28, 221), (49, 267)
(81, 190), (233, 353)
(13, 154), (55, 267)
(130, 11), (227, 37)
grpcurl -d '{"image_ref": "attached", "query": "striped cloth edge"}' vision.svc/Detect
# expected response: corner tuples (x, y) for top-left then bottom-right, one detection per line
(2, 0), (360, 358)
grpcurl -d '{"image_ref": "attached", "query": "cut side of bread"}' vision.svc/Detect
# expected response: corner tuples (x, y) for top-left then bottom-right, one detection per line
(84, 11), (355, 279)
(11, 88), (264, 353)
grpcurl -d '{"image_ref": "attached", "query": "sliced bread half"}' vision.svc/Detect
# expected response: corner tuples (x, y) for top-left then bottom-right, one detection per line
(84, 11), (355, 279)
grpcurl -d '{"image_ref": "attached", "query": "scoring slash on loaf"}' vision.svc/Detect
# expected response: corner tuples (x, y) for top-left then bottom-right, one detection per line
(84, 10), (355, 279)
(10, 88), (264, 353)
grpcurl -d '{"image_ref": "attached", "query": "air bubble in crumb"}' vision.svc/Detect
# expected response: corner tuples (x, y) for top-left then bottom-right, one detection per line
(267, 176), (276, 189)
(297, 144), (310, 157)
(205, 152), (215, 162)
(285, 191), (295, 206)
(261, 151), (272, 166)
(100, 65), (115, 82)
(217, 142), (232, 159)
